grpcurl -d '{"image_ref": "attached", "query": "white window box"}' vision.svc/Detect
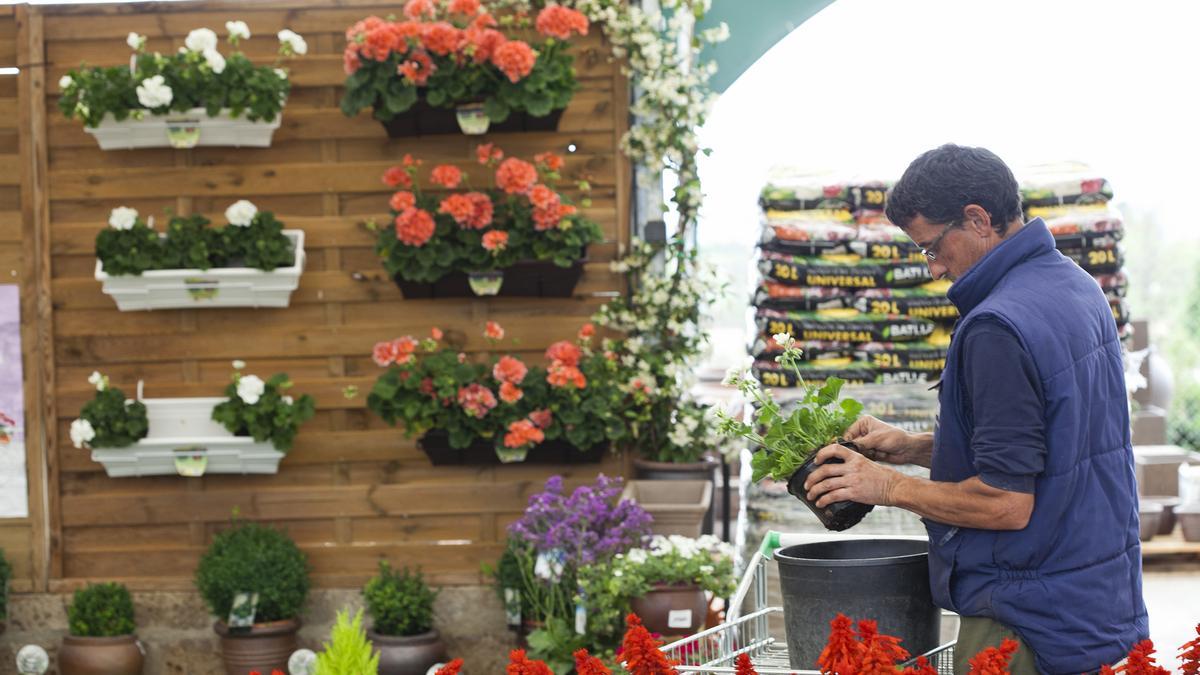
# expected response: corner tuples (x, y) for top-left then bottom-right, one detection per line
(84, 108), (282, 150)
(91, 391), (284, 478)
(95, 230), (305, 311)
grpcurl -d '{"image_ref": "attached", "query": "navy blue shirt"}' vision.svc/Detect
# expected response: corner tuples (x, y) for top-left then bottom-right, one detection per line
(960, 318), (1046, 493)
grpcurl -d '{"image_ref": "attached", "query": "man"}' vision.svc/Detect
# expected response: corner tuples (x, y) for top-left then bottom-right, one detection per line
(804, 144), (1147, 674)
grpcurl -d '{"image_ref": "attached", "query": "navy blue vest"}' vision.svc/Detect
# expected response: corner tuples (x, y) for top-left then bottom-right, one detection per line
(928, 218), (1147, 674)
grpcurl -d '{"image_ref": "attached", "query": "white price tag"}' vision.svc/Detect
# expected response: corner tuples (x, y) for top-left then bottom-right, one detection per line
(667, 609), (693, 629)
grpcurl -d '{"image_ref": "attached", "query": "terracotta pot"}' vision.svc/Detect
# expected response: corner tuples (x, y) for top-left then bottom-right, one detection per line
(629, 584), (707, 637)
(1138, 502), (1163, 542)
(59, 634), (144, 675)
(214, 618), (300, 675)
(1178, 506), (1200, 543)
(369, 628), (448, 675)
(632, 457), (719, 535)
(1141, 496), (1181, 535)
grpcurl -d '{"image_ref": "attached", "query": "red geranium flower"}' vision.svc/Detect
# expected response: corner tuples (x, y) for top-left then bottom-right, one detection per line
(404, 0), (436, 19)
(399, 51), (435, 86)
(482, 229), (509, 252)
(546, 340), (582, 366)
(535, 5), (589, 39)
(499, 381), (524, 404)
(465, 27), (507, 63)
(547, 362), (586, 389)
(465, 191), (494, 228)
(422, 22), (462, 57)
(496, 157), (538, 195)
(578, 323), (595, 340)
(492, 40), (537, 83)
(430, 164), (464, 189)
(476, 142), (504, 165)
(529, 184), (559, 211)
(493, 355), (528, 384)
(395, 208), (435, 247)
(390, 190), (417, 212)
(534, 151), (565, 172)
(382, 166), (412, 189)
(439, 194), (476, 227)
(484, 321), (505, 340)
(529, 408), (552, 429)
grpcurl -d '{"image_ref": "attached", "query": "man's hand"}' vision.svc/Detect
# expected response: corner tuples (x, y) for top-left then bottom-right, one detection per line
(844, 415), (933, 468)
(804, 443), (905, 508)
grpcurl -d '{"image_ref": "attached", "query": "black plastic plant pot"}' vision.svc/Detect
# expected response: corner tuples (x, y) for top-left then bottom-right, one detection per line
(380, 105), (565, 138)
(785, 440), (874, 531)
(418, 430), (605, 466)
(394, 258), (586, 299)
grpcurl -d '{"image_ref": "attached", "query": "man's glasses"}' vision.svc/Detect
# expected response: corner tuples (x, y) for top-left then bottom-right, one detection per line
(919, 221), (962, 261)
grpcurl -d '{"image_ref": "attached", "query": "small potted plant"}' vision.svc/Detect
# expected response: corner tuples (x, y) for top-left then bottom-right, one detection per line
(211, 362), (316, 453)
(58, 582), (144, 675)
(316, 608), (380, 675)
(366, 321), (619, 464)
(58, 23), (305, 149)
(194, 521), (309, 675)
(363, 562), (446, 675)
(95, 202), (306, 311)
(341, 2), (588, 136)
(69, 371), (150, 453)
(373, 145), (601, 298)
(716, 333), (870, 531)
(578, 534), (735, 639)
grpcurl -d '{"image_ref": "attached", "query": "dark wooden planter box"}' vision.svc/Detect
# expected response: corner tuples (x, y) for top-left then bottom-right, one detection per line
(418, 430), (606, 465)
(395, 258), (586, 299)
(380, 102), (565, 138)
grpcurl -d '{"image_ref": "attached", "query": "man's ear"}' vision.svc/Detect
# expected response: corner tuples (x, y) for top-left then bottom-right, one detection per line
(962, 204), (993, 238)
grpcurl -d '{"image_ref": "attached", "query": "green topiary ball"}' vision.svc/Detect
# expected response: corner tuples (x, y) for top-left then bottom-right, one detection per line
(68, 582), (136, 637)
(194, 522), (309, 624)
(362, 562), (437, 637)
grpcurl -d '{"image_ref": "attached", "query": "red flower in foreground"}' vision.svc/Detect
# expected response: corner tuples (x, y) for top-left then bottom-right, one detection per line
(435, 659), (464, 675)
(621, 614), (678, 675)
(856, 619), (909, 675)
(507, 649), (555, 675)
(1115, 639), (1170, 675)
(898, 656), (938, 675)
(818, 614), (865, 675)
(575, 649), (612, 675)
(431, 164), (464, 188)
(734, 653), (757, 675)
(536, 5), (589, 39)
(966, 638), (1019, 675)
(1179, 624), (1200, 675)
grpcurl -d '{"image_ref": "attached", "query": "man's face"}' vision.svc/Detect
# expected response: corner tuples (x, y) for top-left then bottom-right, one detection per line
(906, 212), (995, 281)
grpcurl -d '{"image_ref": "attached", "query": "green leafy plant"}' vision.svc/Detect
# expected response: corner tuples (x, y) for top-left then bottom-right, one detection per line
(0, 547), (11, 622)
(58, 24), (304, 128)
(71, 372), (149, 450)
(97, 203), (297, 276)
(315, 608), (379, 675)
(373, 145), (601, 284)
(194, 521), (309, 623)
(341, 5), (586, 124)
(67, 582), (137, 637)
(716, 335), (864, 482)
(362, 561), (437, 637)
(211, 363), (315, 452)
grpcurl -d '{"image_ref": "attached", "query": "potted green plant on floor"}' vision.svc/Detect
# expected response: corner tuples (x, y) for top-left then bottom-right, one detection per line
(363, 562), (446, 675)
(58, 582), (144, 675)
(194, 521), (309, 675)
(316, 608), (380, 675)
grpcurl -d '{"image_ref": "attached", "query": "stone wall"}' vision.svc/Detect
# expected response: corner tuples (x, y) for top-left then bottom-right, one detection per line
(0, 586), (514, 674)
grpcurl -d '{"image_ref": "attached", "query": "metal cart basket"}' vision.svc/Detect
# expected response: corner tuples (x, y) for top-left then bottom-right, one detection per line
(660, 531), (957, 674)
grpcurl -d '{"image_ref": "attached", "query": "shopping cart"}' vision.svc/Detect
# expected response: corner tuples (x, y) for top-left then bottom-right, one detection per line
(660, 530), (957, 674)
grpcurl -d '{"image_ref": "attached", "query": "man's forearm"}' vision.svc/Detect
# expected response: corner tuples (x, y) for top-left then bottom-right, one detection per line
(888, 473), (1033, 530)
(903, 431), (935, 468)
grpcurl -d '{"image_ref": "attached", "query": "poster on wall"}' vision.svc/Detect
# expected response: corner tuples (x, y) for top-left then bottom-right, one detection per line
(0, 285), (28, 518)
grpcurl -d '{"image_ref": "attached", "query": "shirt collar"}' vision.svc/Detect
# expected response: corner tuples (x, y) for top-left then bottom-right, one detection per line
(946, 217), (1055, 315)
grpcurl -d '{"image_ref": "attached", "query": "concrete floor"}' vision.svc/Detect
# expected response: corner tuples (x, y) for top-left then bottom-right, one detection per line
(1143, 567), (1200, 672)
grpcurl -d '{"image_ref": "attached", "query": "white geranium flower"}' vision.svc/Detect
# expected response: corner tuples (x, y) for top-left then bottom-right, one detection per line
(135, 75), (173, 108)
(277, 29), (307, 55)
(126, 32), (145, 50)
(87, 371), (106, 391)
(185, 27), (219, 53)
(108, 206), (139, 230)
(627, 548), (648, 564)
(69, 418), (96, 449)
(231, 359), (246, 370)
(282, 395), (294, 405)
(224, 200), (258, 227)
(225, 20), (251, 41)
(236, 374), (265, 405)
(59, 75), (74, 90)
(772, 332), (795, 349)
(203, 48), (226, 74)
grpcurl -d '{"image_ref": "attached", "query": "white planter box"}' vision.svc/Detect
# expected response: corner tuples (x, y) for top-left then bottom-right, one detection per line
(95, 230), (305, 311)
(84, 108), (282, 150)
(91, 395), (284, 477)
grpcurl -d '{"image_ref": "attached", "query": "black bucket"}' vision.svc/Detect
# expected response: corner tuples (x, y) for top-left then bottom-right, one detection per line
(775, 539), (939, 670)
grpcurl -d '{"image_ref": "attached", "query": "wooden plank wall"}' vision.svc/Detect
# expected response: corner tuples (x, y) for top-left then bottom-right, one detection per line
(30, 0), (629, 591)
(0, 5), (36, 592)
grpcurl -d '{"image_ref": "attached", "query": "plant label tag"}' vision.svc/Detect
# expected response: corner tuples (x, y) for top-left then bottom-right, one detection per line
(174, 448), (208, 477)
(667, 609), (693, 629)
(503, 588), (521, 628)
(228, 591), (259, 633)
(575, 602), (587, 635)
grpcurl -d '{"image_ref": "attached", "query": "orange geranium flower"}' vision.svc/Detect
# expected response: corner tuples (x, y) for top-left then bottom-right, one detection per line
(382, 166), (412, 189)
(534, 151), (565, 172)
(435, 659), (464, 675)
(430, 164), (464, 189)
(546, 340), (582, 366)
(404, 0), (436, 19)
(465, 26), (507, 63)
(578, 323), (595, 340)
(536, 5), (589, 39)
(476, 143), (504, 165)
(529, 184), (559, 211)
(422, 22), (462, 56)
(533, 205), (563, 231)
(439, 194), (476, 227)
(492, 40), (536, 83)
(466, 191), (494, 228)
(496, 157), (538, 195)
(448, 0), (481, 15)
(485, 321), (505, 340)
(482, 229), (509, 252)
(529, 408), (552, 429)
(343, 48), (362, 74)
(402, 153), (422, 168)
(431, 327), (443, 341)
(395, 208), (436, 247)
(547, 362), (586, 389)
(390, 190), (417, 212)
(399, 50), (435, 86)
(372, 340), (398, 366)
(457, 383), (498, 419)
(504, 419), (544, 449)
(392, 336), (418, 364)
(493, 355), (528, 384)
(499, 381), (524, 404)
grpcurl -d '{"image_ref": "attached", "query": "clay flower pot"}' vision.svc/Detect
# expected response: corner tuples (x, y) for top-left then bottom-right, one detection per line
(369, 628), (448, 675)
(59, 634), (145, 675)
(629, 584), (708, 637)
(214, 618), (299, 675)
(1177, 505), (1200, 543)
(1138, 501), (1163, 542)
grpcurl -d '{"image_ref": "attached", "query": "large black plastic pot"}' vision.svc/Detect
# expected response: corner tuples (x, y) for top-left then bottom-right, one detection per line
(775, 539), (939, 670)
(785, 441), (874, 531)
